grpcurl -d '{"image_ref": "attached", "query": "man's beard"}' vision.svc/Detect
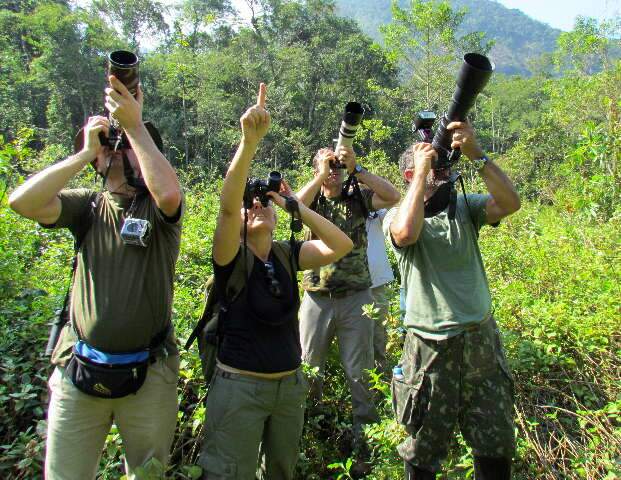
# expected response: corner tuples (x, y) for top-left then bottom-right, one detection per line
(426, 168), (450, 196)
(423, 168), (453, 218)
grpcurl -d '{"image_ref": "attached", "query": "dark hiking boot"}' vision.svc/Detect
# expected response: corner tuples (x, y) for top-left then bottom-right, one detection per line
(474, 456), (511, 480)
(404, 461), (436, 480)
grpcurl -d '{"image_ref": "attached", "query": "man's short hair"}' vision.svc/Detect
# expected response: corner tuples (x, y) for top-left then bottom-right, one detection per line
(399, 144), (416, 173)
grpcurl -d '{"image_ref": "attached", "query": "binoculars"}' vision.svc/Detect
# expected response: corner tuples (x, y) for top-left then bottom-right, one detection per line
(244, 172), (282, 209)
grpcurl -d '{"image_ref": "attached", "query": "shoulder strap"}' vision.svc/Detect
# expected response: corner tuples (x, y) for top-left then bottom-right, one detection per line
(272, 240), (299, 302)
(225, 244), (254, 302)
(272, 241), (295, 279)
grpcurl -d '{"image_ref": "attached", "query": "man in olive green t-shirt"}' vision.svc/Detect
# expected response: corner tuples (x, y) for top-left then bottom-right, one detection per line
(9, 76), (183, 480)
(296, 146), (400, 459)
(386, 122), (521, 480)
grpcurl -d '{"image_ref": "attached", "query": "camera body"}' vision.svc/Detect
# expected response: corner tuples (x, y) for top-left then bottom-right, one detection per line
(244, 171), (282, 209)
(413, 53), (494, 170)
(100, 125), (130, 151)
(413, 111), (437, 144)
(120, 218), (151, 247)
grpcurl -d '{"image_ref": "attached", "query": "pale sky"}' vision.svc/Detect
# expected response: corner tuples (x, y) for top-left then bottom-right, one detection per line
(231, 1), (621, 32)
(494, 0), (619, 31)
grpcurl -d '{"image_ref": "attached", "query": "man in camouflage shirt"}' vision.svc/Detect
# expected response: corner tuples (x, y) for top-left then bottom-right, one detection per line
(297, 146), (400, 447)
(386, 122), (520, 480)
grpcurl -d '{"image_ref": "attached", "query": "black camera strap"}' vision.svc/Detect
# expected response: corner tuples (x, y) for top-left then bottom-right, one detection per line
(283, 195), (303, 281)
(341, 173), (369, 219)
(458, 174), (479, 236)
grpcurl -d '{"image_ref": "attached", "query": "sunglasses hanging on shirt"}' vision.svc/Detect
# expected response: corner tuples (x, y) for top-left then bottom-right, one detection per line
(263, 261), (283, 298)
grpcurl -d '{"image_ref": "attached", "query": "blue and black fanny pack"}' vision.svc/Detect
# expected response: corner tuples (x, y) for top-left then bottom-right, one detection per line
(65, 326), (169, 399)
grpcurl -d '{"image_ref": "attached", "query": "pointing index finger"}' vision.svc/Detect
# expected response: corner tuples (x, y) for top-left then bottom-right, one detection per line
(257, 83), (266, 108)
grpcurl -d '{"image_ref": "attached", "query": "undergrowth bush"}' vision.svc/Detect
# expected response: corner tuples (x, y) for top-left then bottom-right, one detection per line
(2, 180), (619, 479)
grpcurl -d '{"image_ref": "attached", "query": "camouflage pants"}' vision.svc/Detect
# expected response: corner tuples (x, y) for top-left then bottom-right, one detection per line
(392, 317), (515, 472)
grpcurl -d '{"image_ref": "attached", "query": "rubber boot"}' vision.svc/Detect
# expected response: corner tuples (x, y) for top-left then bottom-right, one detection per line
(404, 461), (436, 480)
(474, 456), (511, 480)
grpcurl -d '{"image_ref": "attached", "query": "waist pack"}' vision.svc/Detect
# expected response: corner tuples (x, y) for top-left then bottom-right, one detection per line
(185, 242), (296, 387)
(65, 326), (169, 399)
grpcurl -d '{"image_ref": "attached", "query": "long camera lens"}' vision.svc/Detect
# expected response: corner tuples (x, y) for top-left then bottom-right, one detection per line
(431, 53), (494, 169)
(335, 102), (365, 151)
(108, 50), (140, 97)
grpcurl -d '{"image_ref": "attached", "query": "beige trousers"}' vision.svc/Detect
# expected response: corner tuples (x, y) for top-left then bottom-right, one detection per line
(45, 355), (179, 480)
(299, 289), (379, 427)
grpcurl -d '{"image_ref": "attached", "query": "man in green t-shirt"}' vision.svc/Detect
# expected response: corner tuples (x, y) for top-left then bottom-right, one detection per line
(297, 146), (400, 457)
(385, 121), (521, 480)
(9, 76), (183, 479)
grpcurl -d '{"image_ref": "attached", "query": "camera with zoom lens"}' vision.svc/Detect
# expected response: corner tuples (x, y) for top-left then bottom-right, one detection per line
(120, 218), (151, 247)
(331, 102), (365, 169)
(99, 50), (140, 151)
(244, 171), (282, 209)
(413, 53), (494, 170)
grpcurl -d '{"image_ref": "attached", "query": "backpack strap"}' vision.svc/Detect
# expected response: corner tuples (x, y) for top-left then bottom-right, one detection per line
(272, 241), (296, 279)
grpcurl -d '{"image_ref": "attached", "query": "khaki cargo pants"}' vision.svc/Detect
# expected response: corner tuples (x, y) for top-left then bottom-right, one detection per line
(392, 317), (515, 472)
(300, 289), (379, 426)
(199, 367), (308, 479)
(45, 355), (180, 480)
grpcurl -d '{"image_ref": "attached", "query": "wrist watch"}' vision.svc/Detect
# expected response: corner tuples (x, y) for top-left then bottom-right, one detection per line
(353, 164), (365, 175)
(472, 154), (489, 171)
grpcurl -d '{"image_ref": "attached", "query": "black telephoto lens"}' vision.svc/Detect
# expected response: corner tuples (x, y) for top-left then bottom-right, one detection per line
(108, 50), (140, 97)
(431, 53), (494, 169)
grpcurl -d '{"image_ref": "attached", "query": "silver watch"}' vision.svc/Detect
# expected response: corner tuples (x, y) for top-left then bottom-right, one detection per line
(472, 154), (489, 171)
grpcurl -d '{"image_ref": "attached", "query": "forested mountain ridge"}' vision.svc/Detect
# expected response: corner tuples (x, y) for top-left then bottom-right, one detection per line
(335, 0), (561, 74)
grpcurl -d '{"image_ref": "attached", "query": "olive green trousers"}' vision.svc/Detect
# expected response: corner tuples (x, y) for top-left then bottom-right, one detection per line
(199, 367), (308, 480)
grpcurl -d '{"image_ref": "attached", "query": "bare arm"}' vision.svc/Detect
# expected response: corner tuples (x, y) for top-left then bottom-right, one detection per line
(296, 148), (332, 206)
(9, 116), (108, 224)
(338, 146), (400, 210)
(389, 143), (435, 247)
(105, 77), (181, 217)
(447, 121), (520, 224)
(267, 183), (353, 270)
(296, 176), (324, 207)
(212, 83), (270, 266)
(480, 161), (521, 224)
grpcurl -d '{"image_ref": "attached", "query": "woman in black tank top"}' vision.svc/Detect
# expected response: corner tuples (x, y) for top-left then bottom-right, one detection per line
(198, 84), (353, 479)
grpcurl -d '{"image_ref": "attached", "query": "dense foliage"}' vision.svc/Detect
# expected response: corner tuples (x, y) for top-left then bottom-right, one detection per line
(0, 0), (619, 479)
